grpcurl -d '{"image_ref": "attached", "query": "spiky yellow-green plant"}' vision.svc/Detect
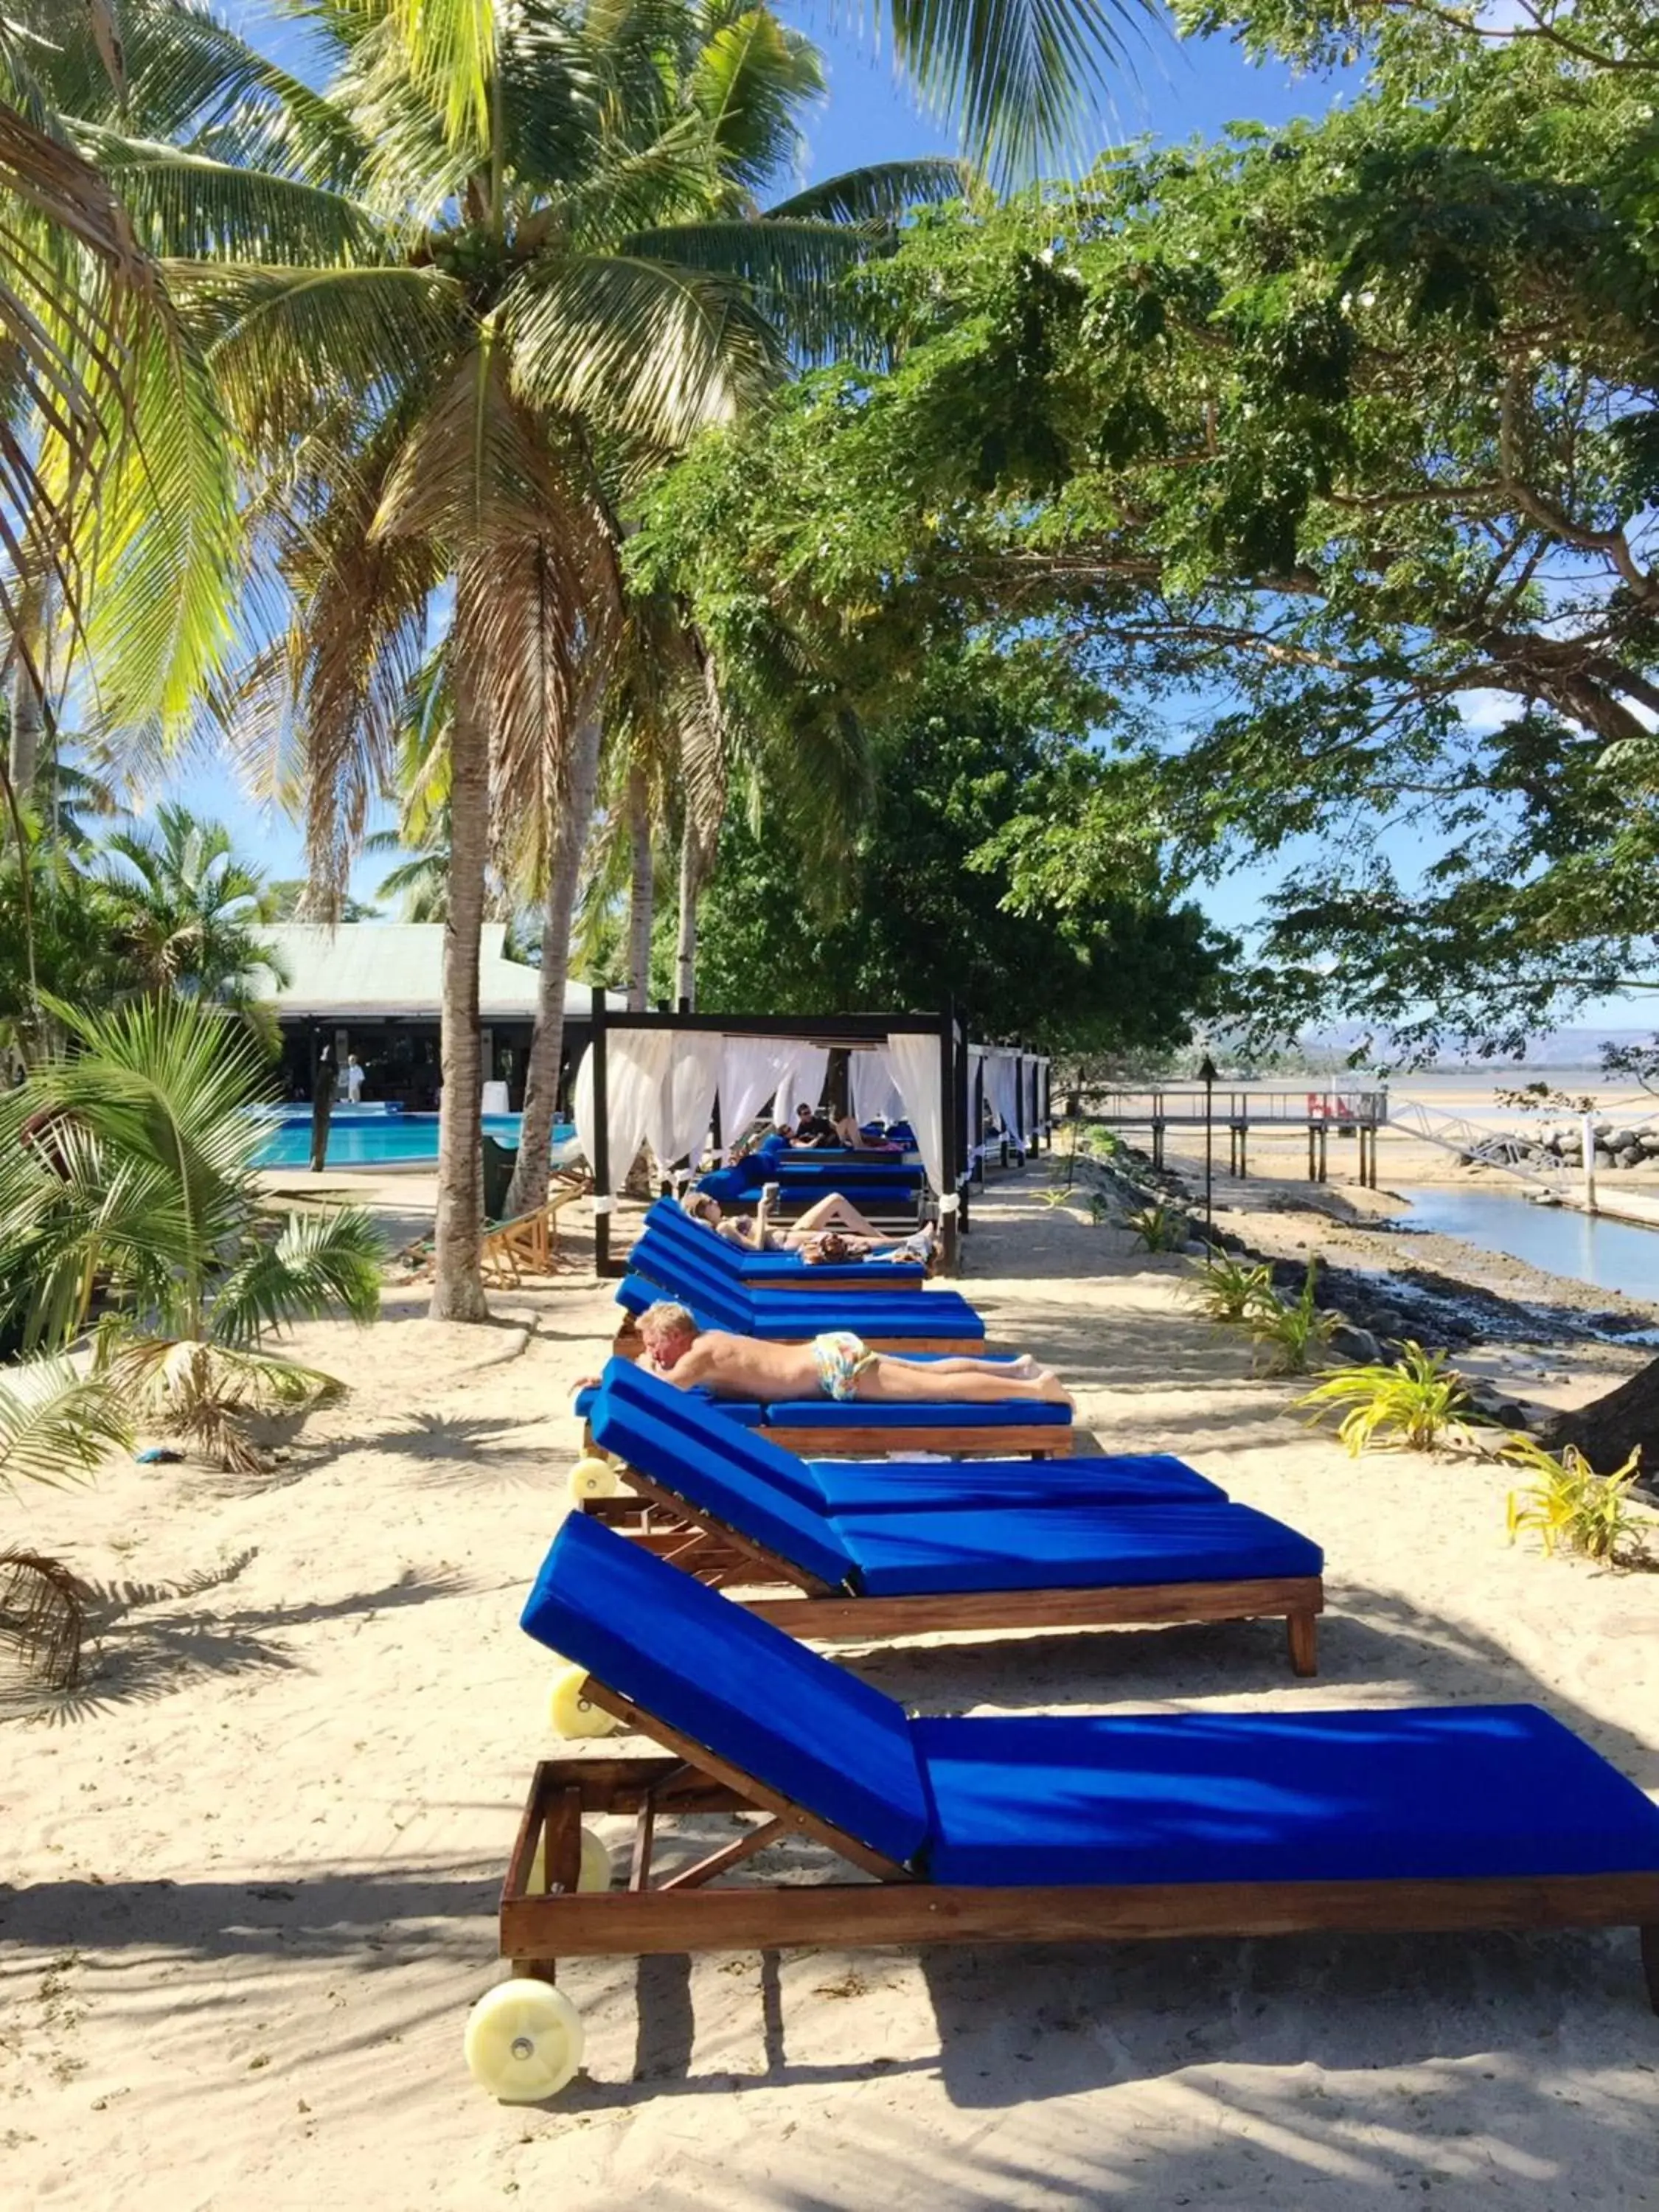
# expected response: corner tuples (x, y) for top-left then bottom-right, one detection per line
(1298, 1343), (1483, 1455)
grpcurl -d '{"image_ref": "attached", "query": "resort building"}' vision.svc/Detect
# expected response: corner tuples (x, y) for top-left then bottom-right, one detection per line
(255, 922), (626, 1110)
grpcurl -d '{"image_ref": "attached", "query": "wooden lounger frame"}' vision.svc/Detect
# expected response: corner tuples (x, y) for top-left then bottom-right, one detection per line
(578, 1475), (1324, 1676)
(498, 1697), (1659, 2012)
(482, 1175), (590, 1286)
(585, 1413), (1074, 1461)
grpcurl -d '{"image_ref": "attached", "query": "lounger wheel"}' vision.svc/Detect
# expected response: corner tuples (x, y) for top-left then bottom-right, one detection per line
(568, 1454), (621, 1502)
(548, 1661), (622, 1739)
(464, 1978), (585, 2102)
(526, 1825), (613, 1895)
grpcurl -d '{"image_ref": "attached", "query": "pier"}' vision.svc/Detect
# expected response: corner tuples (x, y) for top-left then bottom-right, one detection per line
(1087, 1087), (1389, 1186)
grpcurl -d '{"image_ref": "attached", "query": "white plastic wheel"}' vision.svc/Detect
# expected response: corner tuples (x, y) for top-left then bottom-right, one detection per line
(568, 1454), (621, 1503)
(464, 1978), (585, 2102)
(526, 1824), (613, 1895)
(548, 1661), (622, 1739)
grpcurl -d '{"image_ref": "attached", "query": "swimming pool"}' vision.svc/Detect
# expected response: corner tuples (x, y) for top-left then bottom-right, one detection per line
(252, 1110), (575, 1169)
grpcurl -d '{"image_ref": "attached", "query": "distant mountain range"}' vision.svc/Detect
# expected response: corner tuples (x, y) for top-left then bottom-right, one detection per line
(1298, 1026), (1658, 1071)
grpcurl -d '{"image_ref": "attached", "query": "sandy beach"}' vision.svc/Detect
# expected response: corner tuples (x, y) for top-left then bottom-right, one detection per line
(3, 1169), (1658, 2209)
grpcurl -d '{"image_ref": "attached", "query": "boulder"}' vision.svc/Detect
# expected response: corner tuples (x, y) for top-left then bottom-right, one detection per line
(1328, 1322), (1382, 1366)
(1608, 1128), (1638, 1153)
(1366, 1306), (1410, 1340)
(1617, 1145), (1644, 1169)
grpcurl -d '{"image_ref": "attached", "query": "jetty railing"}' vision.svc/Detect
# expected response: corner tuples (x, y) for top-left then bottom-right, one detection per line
(1084, 1088), (1389, 1185)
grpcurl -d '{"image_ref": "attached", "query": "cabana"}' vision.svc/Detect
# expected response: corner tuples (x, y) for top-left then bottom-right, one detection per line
(568, 994), (1053, 1275)
(571, 995), (967, 1271)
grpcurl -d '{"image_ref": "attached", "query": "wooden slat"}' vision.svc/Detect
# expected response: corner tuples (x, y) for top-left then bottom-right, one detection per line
(503, 1870), (1659, 1964)
(763, 1423), (1071, 1458)
(740, 1576), (1325, 1645)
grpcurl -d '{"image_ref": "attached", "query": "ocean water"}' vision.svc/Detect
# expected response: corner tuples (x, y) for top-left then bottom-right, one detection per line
(252, 1112), (574, 1169)
(1392, 1185), (1659, 1303)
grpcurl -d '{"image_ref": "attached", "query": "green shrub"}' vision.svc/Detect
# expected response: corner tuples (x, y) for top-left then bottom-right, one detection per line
(1247, 1261), (1340, 1376)
(1296, 1343), (1481, 1455)
(1124, 1201), (1189, 1253)
(1503, 1436), (1649, 1565)
(1186, 1248), (1276, 1325)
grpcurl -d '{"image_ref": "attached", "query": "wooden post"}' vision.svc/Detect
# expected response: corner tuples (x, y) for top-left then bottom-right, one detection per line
(939, 1006), (960, 1273)
(591, 986), (611, 1276)
(1582, 1110), (1598, 1215)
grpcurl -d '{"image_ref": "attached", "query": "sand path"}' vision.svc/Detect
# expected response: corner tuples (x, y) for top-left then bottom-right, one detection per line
(1, 1174), (1656, 2208)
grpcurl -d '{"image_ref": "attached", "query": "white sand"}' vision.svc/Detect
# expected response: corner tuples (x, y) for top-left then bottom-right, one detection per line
(2, 1175), (1657, 2209)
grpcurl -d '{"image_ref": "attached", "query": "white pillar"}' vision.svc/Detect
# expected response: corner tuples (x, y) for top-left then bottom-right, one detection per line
(1582, 1111), (1598, 1214)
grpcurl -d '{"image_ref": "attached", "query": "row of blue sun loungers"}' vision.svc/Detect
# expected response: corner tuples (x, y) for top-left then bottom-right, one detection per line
(462, 1200), (1659, 2099)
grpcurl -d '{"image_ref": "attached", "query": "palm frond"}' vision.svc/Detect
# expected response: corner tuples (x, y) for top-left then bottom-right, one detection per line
(78, 128), (383, 264)
(503, 251), (783, 446)
(886, 0), (1153, 177)
(101, 1333), (344, 1474)
(211, 1206), (383, 1349)
(765, 157), (974, 224)
(0, 1548), (90, 1691)
(0, 1357), (131, 1493)
(689, 8), (822, 197)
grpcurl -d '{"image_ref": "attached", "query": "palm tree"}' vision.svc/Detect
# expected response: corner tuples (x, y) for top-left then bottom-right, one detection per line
(100, 801), (288, 1015)
(125, 1), (962, 1318)
(0, 994), (383, 1472)
(32, 1), (1147, 1318)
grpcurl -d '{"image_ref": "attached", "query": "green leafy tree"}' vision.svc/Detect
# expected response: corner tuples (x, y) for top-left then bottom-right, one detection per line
(100, 802), (288, 1015)
(693, 647), (1228, 1050)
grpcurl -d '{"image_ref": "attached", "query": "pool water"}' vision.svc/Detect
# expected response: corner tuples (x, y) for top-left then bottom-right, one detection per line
(253, 1111), (574, 1169)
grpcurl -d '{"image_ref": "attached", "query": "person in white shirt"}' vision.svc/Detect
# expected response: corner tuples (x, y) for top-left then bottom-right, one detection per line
(345, 1054), (365, 1105)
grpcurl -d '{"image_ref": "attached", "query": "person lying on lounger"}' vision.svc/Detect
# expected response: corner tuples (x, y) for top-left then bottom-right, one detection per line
(632, 1301), (1074, 1407)
(684, 1191), (933, 1267)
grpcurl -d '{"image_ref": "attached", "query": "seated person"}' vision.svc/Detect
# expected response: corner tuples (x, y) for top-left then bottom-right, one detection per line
(633, 1301), (1073, 1407)
(831, 1113), (901, 1152)
(793, 1101), (838, 1147)
(684, 1191), (933, 1267)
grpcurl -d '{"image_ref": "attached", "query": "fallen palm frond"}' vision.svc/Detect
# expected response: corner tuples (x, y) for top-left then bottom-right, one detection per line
(0, 1548), (89, 1689)
(100, 1335), (346, 1476)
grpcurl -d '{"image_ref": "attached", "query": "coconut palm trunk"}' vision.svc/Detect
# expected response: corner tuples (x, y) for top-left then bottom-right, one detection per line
(431, 657), (492, 1321)
(674, 817), (703, 1010)
(625, 764), (654, 1012)
(506, 710), (603, 1220)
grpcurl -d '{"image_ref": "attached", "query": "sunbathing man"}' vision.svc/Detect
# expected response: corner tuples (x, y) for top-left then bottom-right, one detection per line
(633, 1300), (1073, 1407)
(684, 1190), (932, 1266)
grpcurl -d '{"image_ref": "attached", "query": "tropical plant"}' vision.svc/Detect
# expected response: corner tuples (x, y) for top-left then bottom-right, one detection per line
(1297, 1343), (1484, 1456)
(0, 995), (381, 1472)
(1186, 1247), (1276, 1325)
(0, 1358), (132, 1688)
(100, 803), (287, 1015)
(1124, 1201), (1189, 1253)
(1247, 1262), (1341, 1377)
(1503, 1436), (1649, 1566)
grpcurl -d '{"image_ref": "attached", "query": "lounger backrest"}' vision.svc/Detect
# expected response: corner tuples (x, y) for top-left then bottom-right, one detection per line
(523, 1514), (931, 1868)
(635, 1222), (744, 1287)
(591, 1380), (856, 1588)
(600, 1357), (830, 1512)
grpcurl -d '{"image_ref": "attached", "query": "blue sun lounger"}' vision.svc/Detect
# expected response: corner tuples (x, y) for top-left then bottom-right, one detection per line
(630, 1224), (929, 1310)
(583, 1356), (1225, 1513)
(641, 1198), (928, 1290)
(576, 1374), (1077, 1458)
(613, 1267), (989, 1354)
(465, 1514), (1659, 2101)
(577, 1360), (1326, 1672)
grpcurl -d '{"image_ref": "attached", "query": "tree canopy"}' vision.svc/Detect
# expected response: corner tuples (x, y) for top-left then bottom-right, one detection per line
(636, 0), (1659, 1057)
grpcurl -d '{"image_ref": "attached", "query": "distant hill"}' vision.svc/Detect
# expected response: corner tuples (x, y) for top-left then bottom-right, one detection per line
(1300, 1024), (1655, 1071)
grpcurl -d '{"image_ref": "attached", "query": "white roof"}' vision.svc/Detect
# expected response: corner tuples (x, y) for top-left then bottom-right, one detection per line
(254, 922), (625, 1020)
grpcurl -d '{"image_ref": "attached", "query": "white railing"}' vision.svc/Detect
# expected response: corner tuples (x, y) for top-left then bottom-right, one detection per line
(1388, 1097), (1569, 1190)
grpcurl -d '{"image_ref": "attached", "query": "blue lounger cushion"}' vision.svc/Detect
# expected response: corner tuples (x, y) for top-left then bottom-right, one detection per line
(803, 1454), (1225, 1514)
(615, 1273), (985, 1342)
(643, 1203), (927, 1286)
(577, 1380), (765, 1429)
(621, 1249), (973, 1322)
(523, 1516), (930, 1868)
(917, 1707), (1659, 1886)
(590, 1373), (1317, 1597)
(835, 1501), (1321, 1596)
(765, 1398), (1069, 1429)
(598, 1361), (1219, 1514)
(630, 1229), (931, 1304)
(522, 1519), (1659, 1889)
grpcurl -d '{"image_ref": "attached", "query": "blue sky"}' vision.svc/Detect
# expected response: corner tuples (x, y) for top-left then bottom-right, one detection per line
(169, 6), (1655, 1035)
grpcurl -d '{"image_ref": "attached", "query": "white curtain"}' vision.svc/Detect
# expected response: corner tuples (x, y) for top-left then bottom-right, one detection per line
(647, 1034), (724, 1173)
(772, 1045), (829, 1124)
(718, 1039), (791, 1156)
(966, 1046), (986, 1158)
(987, 1051), (1026, 1148)
(851, 1046), (902, 1127)
(572, 1030), (676, 1194)
(886, 1031), (947, 1203)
